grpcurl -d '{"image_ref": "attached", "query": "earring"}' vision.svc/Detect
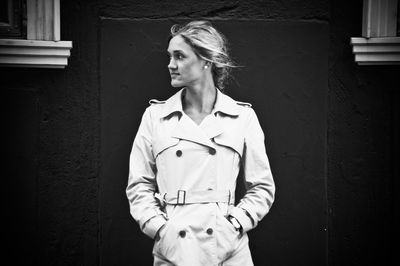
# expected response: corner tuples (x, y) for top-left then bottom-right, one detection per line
(204, 65), (208, 69)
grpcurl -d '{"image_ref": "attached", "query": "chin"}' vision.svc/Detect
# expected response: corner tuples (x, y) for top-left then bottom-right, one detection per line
(171, 81), (184, 88)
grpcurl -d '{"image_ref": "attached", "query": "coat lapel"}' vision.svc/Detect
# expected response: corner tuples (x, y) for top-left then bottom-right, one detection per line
(165, 88), (242, 148)
(171, 114), (215, 148)
(201, 114), (224, 139)
(202, 89), (240, 139)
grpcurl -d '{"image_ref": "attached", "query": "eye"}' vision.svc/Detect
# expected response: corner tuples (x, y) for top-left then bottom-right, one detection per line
(167, 52), (185, 61)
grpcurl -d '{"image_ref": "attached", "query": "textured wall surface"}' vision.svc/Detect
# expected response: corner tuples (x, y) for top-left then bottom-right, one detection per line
(328, 1), (398, 265)
(98, 0), (329, 20)
(1, 0), (398, 265)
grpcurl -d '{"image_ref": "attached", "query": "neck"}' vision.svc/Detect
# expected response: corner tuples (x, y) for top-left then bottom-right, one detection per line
(183, 79), (217, 114)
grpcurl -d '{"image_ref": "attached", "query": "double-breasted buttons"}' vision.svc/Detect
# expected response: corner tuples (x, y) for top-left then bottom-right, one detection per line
(176, 150), (182, 157)
(208, 148), (216, 155)
(206, 228), (213, 235)
(179, 230), (186, 238)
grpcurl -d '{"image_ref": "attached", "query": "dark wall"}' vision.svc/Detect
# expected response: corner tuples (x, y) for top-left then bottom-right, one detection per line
(328, 1), (398, 265)
(2, 0), (398, 265)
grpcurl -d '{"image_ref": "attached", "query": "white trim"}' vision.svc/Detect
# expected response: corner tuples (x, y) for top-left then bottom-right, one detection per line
(350, 37), (400, 65)
(27, 0), (61, 41)
(0, 39), (72, 68)
(362, 0), (398, 37)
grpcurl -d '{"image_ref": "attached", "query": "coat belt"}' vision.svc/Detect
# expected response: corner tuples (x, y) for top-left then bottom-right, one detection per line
(155, 190), (234, 206)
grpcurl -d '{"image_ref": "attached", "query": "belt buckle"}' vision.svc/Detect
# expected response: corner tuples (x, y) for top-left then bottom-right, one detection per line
(177, 190), (186, 205)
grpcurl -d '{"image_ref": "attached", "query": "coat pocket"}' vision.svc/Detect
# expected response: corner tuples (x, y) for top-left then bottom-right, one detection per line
(153, 220), (170, 256)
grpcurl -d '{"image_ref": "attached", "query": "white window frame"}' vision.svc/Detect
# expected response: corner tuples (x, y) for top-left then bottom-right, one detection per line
(351, 0), (400, 65)
(0, 0), (72, 68)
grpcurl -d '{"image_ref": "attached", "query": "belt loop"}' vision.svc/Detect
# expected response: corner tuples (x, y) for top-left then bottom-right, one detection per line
(177, 190), (186, 205)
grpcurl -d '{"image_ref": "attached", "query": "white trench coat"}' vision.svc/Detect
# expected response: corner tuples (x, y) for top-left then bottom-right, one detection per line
(126, 88), (275, 266)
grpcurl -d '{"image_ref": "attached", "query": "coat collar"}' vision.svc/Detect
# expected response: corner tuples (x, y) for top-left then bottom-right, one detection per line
(160, 87), (240, 118)
(212, 88), (240, 117)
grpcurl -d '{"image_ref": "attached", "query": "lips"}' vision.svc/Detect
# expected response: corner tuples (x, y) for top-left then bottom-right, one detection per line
(170, 73), (179, 78)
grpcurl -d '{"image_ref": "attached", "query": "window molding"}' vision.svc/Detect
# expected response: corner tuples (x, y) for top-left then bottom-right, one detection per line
(351, 0), (400, 65)
(0, 0), (72, 68)
(0, 39), (72, 68)
(351, 37), (400, 65)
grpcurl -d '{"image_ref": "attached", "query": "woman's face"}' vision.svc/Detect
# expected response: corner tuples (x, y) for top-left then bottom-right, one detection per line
(167, 35), (207, 88)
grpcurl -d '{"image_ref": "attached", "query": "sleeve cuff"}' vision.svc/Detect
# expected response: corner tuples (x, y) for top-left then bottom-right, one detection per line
(229, 206), (254, 233)
(142, 214), (167, 239)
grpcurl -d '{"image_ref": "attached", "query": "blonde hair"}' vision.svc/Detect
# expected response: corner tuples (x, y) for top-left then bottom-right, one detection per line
(169, 20), (236, 91)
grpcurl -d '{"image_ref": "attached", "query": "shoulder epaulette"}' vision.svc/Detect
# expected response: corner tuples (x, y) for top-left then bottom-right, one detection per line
(149, 99), (166, 105)
(235, 101), (252, 108)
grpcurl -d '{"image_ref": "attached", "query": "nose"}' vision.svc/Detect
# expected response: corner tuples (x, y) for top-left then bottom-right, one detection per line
(168, 57), (177, 70)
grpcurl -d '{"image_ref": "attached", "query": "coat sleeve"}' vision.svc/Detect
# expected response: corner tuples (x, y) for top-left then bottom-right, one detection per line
(126, 107), (167, 239)
(230, 107), (275, 233)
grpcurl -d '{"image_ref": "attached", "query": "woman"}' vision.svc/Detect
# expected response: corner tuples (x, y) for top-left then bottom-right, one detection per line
(126, 21), (275, 266)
